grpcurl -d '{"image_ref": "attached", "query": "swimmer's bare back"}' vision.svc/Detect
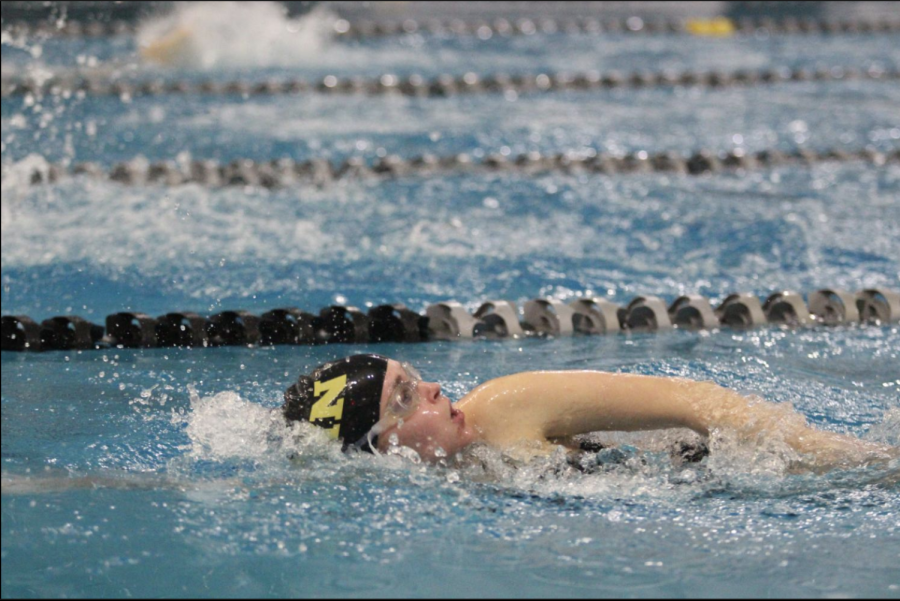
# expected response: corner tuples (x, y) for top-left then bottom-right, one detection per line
(456, 371), (899, 471)
(0, 471), (246, 496)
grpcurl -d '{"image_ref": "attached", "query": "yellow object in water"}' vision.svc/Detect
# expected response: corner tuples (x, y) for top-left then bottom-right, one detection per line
(685, 17), (736, 37)
(140, 27), (192, 65)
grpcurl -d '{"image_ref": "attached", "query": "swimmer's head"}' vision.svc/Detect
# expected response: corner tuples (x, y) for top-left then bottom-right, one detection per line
(283, 355), (475, 461)
(283, 354), (388, 450)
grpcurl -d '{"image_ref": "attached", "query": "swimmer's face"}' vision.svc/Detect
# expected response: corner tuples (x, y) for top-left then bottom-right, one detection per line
(375, 360), (475, 462)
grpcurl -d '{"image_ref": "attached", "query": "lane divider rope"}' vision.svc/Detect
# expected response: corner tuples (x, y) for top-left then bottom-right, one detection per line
(8, 145), (898, 190)
(3, 64), (897, 100)
(3, 289), (898, 352)
(333, 15), (900, 38)
(4, 15), (900, 39)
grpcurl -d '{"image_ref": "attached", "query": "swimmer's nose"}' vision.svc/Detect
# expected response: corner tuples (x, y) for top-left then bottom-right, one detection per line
(420, 381), (442, 403)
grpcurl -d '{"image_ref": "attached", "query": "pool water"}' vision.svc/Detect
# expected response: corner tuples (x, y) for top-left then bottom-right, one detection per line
(2, 4), (899, 598)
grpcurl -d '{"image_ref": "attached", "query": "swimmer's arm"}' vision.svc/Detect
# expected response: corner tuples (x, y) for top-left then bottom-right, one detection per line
(459, 371), (897, 468)
(459, 371), (706, 440)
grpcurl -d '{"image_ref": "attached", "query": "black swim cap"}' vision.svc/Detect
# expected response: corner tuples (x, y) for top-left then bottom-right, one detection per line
(283, 354), (389, 450)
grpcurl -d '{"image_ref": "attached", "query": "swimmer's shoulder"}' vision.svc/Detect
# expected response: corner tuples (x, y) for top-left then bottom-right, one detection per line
(457, 371), (583, 447)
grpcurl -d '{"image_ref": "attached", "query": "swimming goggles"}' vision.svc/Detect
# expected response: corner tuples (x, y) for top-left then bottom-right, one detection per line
(353, 361), (424, 452)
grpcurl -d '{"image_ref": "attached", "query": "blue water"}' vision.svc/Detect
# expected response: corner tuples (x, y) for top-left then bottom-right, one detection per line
(2, 6), (900, 599)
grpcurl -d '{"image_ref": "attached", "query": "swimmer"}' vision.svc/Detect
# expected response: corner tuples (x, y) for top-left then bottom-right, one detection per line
(283, 354), (899, 471)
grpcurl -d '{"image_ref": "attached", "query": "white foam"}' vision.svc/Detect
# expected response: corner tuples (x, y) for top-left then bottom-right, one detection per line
(1, 154), (52, 230)
(445, 420), (888, 502)
(136, 2), (335, 69)
(177, 387), (343, 464)
(182, 389), (275, 460)
(1, 153), (52, 193)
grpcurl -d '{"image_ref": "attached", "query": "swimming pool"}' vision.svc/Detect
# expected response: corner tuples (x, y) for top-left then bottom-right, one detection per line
(2, 3), (899, 598)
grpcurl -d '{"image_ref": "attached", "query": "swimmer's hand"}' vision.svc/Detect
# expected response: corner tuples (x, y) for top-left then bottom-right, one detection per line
(680, 380), (898, 472)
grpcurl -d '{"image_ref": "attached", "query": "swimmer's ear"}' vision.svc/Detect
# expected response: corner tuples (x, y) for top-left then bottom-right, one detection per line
(283, 375), (314, 423)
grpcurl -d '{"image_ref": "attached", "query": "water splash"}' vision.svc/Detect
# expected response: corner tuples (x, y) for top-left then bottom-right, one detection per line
(177, 387), (344, 464)
(865, 407), (900, 446)
(0, 154), (54, 228)
(136, 2), (335, 69)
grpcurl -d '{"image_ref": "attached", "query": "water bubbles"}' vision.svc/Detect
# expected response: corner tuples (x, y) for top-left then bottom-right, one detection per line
(8, 114), (27, 129)
(387, 444), (421, 464)
(147, 107), (166, 124)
